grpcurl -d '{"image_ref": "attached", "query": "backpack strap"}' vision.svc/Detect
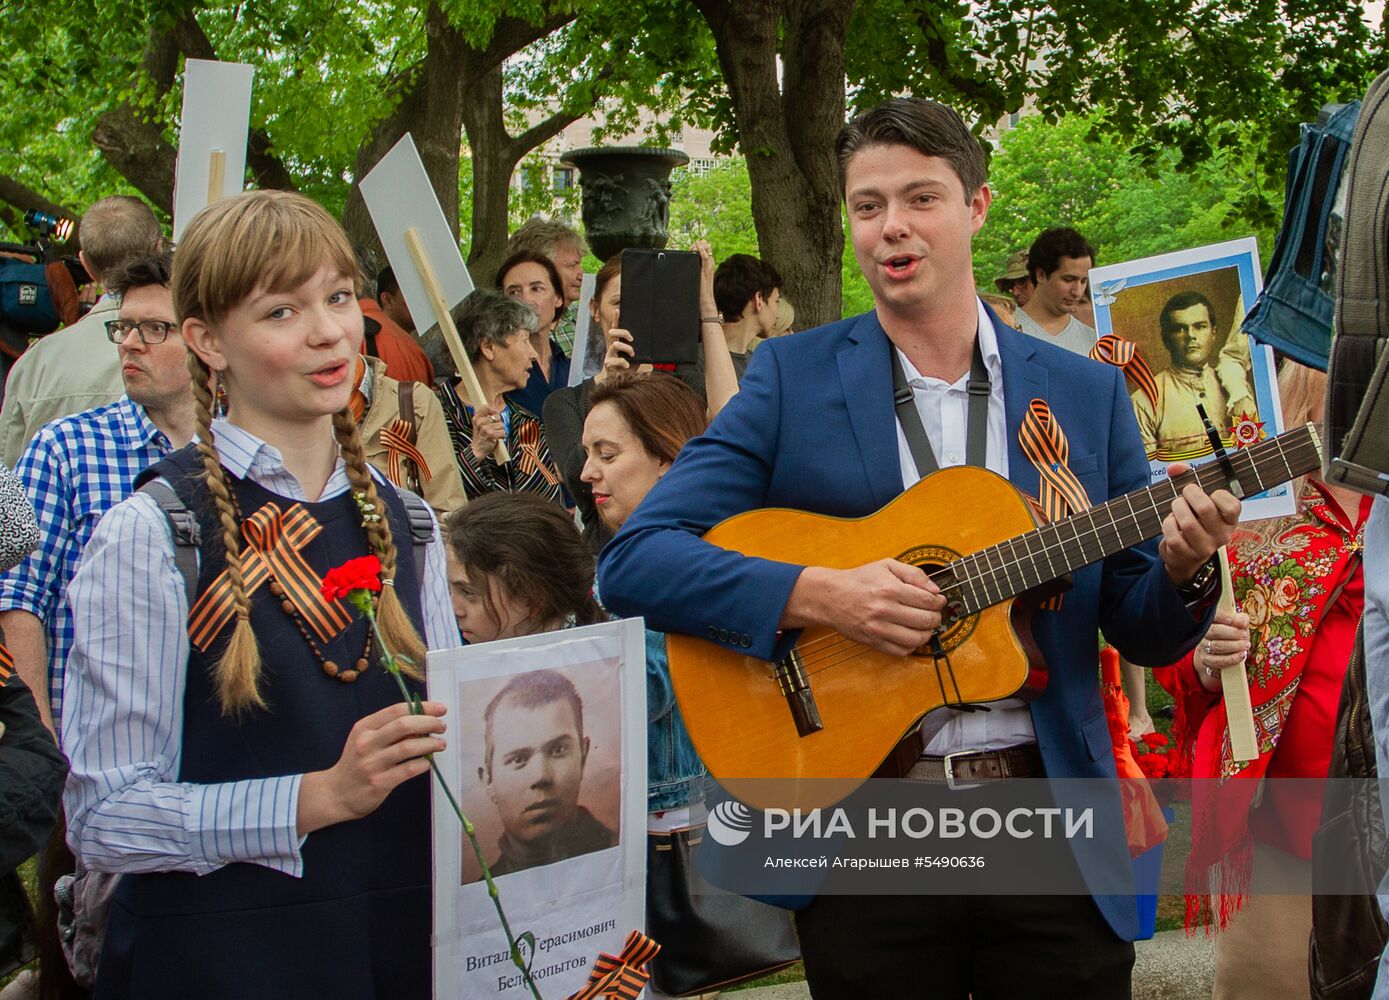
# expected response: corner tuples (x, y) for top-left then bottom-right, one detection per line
(397, 381), (422, 494)
(138, 479), (201, 609)
(399, 487), (435, 592)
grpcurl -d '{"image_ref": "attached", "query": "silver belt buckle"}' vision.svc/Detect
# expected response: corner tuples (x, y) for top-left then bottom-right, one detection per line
(942, 748), (983, 790)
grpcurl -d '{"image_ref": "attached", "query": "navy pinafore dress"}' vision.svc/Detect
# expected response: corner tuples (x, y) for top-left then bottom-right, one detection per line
(96, 447), (431, 999)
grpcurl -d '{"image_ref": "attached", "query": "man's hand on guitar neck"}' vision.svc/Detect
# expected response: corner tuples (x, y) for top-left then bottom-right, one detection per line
(781, 558), (946, 657)
(1158, 461), (1242, 588)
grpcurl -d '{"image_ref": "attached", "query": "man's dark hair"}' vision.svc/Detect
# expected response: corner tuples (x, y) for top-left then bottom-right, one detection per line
(1159, 290), (1218, 342)
(713, 254), (783, 320)
(107, 251), (173, 300)
(836, 98), (988, 202)
(377, 265), (400, 300)
(482, 669), (585, 776)
(1026, 228), (1096, 283)
(495, 250), (565, 303)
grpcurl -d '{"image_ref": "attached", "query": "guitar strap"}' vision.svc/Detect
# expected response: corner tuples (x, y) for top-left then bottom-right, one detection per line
(891, 337), (990, 476)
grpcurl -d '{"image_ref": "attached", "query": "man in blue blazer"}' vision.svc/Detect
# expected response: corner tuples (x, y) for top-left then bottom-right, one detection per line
(598, 98), (1239, 997)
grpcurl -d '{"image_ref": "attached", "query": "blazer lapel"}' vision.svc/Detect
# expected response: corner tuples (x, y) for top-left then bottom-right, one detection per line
(996, 320), (1048, 500)
(837, 313), (903, 509)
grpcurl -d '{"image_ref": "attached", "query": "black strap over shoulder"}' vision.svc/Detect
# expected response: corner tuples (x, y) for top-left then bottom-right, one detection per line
(138, 479), (201, 609)
(891, 336), (990, 478)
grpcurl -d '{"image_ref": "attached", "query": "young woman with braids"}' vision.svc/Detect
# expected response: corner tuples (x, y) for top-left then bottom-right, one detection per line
(60, 190), (460, 999)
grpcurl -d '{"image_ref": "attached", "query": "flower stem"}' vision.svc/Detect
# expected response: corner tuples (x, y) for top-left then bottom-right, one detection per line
(367, 610), (543, 1000)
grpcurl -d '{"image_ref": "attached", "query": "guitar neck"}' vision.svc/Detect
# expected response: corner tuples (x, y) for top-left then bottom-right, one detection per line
(946, 423), (1323, 614)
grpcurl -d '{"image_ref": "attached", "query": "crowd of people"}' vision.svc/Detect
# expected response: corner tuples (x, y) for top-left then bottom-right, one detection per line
(0, 93), (1383, 1000)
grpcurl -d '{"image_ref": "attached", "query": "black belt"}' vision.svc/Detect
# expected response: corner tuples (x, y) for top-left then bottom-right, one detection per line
(904, 745), (1044, 789)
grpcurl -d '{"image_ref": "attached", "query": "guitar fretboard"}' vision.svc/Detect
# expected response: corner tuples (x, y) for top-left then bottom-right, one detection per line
(937, 424), (1322, 614)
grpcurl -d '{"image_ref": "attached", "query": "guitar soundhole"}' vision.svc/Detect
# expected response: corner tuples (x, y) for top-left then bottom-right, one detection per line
(895, 544), (979, 656)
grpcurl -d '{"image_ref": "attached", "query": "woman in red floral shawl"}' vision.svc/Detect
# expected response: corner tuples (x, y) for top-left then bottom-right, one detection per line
(1169, 362), (1369, 1000)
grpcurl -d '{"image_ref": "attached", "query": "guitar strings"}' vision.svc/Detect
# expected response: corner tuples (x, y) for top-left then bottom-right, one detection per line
(780, 434), (1318, 676)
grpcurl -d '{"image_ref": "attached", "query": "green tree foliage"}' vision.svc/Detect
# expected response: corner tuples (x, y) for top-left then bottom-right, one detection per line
(972, 113), (1283, 288)
(659, 113), (1290, 320)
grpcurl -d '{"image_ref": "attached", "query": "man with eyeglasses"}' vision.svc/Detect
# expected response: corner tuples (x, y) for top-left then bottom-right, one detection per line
(0, 252), (190, 736)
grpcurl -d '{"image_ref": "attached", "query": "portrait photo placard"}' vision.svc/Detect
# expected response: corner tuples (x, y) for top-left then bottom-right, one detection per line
(428, 619), (647, 999)
(1088, 238), (1294, 521)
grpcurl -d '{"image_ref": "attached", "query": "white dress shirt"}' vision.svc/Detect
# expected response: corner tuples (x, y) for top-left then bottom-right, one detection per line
(62, 419), (461, 877)
(894, 299), (1037, 754)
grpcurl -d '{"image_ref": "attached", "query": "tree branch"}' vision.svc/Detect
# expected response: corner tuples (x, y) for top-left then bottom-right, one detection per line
(0, 175), (79, 225)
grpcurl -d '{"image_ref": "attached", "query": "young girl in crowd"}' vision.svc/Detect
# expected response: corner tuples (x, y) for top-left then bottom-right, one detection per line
(61, 190), (458, 999)
(444, 491), (604, 643)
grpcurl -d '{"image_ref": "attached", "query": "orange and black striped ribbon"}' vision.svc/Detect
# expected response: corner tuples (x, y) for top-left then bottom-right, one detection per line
(0, 641), (13, 688)
(1018, 399), (1092, 610)
(518, 419), (561, 487)
(381, 418), (433, 486)
(1089, 334), (1158, 408)
(187, 503), (352, 650)
(565, 931), (660, 1000)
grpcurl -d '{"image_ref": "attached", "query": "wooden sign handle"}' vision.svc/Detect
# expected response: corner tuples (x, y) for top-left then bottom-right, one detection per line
(403, 227), (510, 464)
(207, 149), (226, 207)
(1215, 545), (1258, 761)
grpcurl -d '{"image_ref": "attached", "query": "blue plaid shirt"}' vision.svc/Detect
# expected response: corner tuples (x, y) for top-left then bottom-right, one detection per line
(0, 396), (172, 734)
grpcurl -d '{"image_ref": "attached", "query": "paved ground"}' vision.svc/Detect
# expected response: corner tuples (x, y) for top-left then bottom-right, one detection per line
(734, 928), (1217, 999)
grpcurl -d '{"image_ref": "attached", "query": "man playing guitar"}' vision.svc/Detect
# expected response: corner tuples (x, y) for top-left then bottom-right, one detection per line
(598, 98), (1241, 998)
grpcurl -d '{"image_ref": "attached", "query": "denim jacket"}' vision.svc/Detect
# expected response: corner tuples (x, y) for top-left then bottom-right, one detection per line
(645, 628), (707, 812)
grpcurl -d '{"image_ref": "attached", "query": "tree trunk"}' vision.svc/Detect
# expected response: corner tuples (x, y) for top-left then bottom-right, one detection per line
(461, 64), (517, 288)
(341, 4), (470, 253)
(460, 62), (587, 287)
(91, 11), (295, 217)
(692, 0), (853, 330)
(341, 5), (580, 265)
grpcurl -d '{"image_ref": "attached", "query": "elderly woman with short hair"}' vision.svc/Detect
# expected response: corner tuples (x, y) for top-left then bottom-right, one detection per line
(434, 288), (563, 504)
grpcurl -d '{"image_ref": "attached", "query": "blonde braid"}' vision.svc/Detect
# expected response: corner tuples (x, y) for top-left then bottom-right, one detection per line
(187, 352), (266, 714)
(332, 409), (427, 676)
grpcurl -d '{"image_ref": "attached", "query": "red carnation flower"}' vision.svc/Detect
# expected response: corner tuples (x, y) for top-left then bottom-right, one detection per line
(321, 555), (383, 601)
(1140, 732), (1170, 749)
(1136, 753), (1170, 779)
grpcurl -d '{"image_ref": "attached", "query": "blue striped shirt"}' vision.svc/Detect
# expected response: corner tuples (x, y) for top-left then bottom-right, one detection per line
(0, 396), (172, 733)
(62, 420), (460, 877)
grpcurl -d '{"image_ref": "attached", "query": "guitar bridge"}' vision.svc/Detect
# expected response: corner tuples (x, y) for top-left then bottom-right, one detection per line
(773, 650), (823, 737)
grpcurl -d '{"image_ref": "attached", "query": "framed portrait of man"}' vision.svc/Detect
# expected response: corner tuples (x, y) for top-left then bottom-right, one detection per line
(1088, 238), (1294, 521)
(428, 619), (647, 999)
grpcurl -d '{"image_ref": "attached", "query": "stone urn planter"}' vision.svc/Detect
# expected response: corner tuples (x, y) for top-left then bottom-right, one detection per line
(560, 146), (690, 262)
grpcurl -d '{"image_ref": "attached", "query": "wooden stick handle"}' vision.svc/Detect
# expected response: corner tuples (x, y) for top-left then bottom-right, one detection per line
(207, 149), (226, 207)
(403, 227), (510, 463)
(1215, 545), (1258, 761)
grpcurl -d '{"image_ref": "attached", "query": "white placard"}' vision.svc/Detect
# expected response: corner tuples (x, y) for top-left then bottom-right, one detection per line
(359, 134), (475, 337)
(1088, 237), (1294, 522)
(569, 273), (599, 386)
(429, 620), (647, 999)
(172, 59), (254, 241)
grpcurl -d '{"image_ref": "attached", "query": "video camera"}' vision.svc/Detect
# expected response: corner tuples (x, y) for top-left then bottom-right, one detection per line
(0, 209), (89, 360)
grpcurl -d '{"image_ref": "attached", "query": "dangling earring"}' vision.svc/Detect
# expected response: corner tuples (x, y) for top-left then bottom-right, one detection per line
(214, 370), (228, 418)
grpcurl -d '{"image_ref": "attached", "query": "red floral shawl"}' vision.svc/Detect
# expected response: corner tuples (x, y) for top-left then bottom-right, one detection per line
(1171, 482), (1367, 930)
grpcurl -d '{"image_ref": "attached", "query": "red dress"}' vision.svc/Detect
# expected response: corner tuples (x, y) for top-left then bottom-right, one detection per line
(1169, 482), (1368, 926)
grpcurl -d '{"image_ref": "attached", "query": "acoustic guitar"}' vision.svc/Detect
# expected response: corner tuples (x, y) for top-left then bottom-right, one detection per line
(666, 423), (1323, 811)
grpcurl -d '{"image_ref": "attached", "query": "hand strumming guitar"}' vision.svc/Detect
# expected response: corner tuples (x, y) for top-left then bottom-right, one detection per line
(781, 558), (946, 657)
(1159, 461), (1242, 587)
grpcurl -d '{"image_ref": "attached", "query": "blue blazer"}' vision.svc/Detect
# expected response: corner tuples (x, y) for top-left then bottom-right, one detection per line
(598, 309), (1212, 939)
